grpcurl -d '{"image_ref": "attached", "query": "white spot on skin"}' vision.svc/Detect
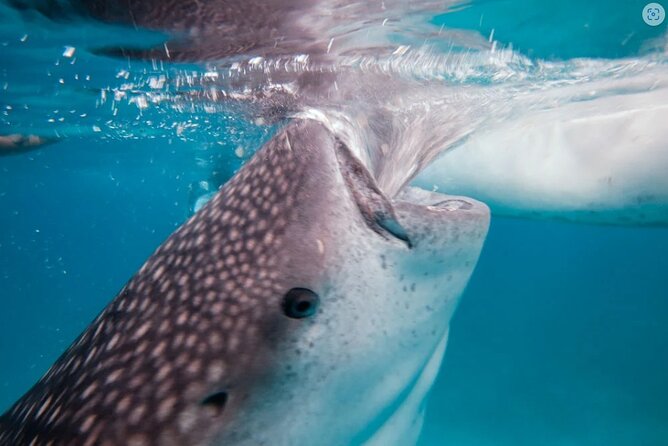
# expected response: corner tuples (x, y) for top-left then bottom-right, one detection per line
(46, 405), (62, 424)
(316, 239), (325, 255)
(156, 364), (171, 381)
(207, 361), (225, 382)
(129, 404), (146, 425)
(204, 276), (215, 288)
(211, 302), (224, 315)
(106, 333), (120, 351)
(116, 396), (131, 414)
(195, 234), (206, 246)
(80, 414), (96, 433)
(176, 312), (188, 325)
(157, 396), (177, 421)
(263, 232), (274, 245)
(186, 359), (202, 376)
(133, 322), (151, 340)
(129, 373), (147, 390)
(105, 368), (123, 385)
(152, 341), (167, 358)
(83, 346), (98, 365)
(152, 265), (165, 281)
(81, 382), (98, 400)
(35, 395), (52, 418)
(178, 409), (197, 433)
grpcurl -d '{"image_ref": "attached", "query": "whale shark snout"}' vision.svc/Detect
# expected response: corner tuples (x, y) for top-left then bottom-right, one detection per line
(0, 119), (489, 446)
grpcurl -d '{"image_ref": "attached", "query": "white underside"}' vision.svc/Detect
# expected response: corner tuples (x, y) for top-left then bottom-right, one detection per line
(362, 330), (449, 446)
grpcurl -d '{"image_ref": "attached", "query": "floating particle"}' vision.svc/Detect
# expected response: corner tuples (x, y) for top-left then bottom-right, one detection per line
(234, 146), (245, 158)
(392, 45), (410, 56)
(131, 96), (148, 109)
(116, 69), (130, 79)
(62, 46), (76, 58)
(148, 76), (166, 89)
(92, 125), (101, 132)
(20, 34), (28, 42)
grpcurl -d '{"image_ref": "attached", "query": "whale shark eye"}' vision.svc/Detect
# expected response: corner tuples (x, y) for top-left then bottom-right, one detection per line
(282, 288), (319, 319)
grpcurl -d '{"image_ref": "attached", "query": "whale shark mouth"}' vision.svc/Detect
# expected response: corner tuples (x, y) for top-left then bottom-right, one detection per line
(334, 137), (413, 248)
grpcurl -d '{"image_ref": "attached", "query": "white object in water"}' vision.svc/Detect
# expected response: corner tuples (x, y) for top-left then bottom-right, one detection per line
(414, 69), (668, 225)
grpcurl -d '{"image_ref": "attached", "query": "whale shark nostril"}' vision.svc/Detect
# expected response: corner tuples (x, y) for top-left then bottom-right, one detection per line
(430, 199), (474, 211)
(201, 391), (228, 416)
(282, 288), (320, 319)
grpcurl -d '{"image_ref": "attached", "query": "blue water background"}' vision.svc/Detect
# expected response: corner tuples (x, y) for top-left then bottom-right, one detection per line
(1, 0), (667, 444)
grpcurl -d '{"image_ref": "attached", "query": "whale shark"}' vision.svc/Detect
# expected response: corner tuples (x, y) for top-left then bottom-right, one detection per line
(0, 119), (489, 445)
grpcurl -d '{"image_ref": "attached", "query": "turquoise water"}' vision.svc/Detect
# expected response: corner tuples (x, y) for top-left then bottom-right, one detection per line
(1, 0), (667, 444)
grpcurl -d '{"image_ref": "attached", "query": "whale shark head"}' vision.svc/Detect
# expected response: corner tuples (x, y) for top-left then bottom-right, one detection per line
(0, 119), (489, 446)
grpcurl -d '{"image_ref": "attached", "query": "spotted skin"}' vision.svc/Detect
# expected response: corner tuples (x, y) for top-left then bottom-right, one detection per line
(0, 120), (348, 445)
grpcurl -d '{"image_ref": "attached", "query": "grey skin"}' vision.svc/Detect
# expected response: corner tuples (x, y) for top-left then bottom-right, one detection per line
(9, 0), (328, 60)
(8, 0), (440, 62)
(0, 119), (489, 445)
